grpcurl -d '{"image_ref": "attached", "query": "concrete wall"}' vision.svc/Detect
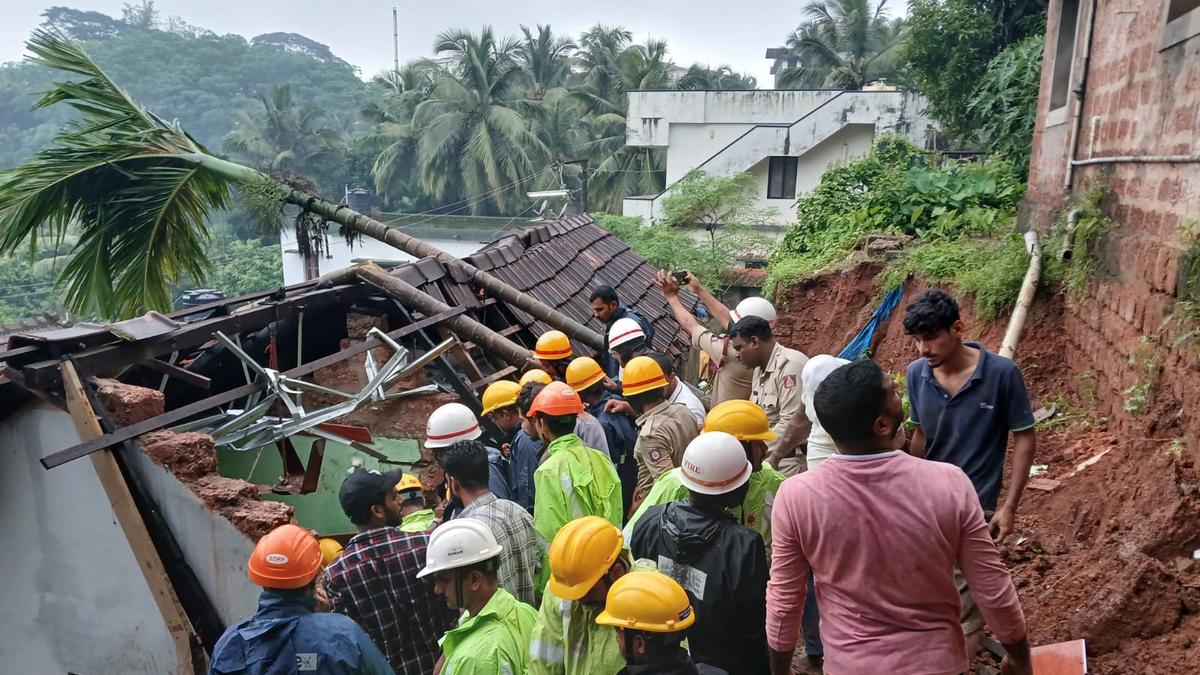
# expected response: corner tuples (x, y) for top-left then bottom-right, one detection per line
(0, 402), (177, 674)
(745, 124), (879, 218)
(622, 90), (930, 224)
(1022, 0), (1200, 450)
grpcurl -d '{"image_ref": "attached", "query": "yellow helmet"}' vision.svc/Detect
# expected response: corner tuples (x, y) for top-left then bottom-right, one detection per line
(595, 570), (696, 633)
(703, 399), (777, 441)
(548, 516), (624, 600)
(621, 355), (667, 397)
(395, 473), (423, 493)
(318, 537), (343, 568)
(534, 330), (573, 361)
(520, 369), (553, 386)
(481, 380), (521, 415)
(566, 356), (605, 392)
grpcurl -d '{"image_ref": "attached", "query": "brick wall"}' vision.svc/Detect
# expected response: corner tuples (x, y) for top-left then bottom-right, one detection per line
(1023, 1), (1200, 446)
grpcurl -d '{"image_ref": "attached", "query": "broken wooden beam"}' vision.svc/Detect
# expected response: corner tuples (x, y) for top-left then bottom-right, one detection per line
(141, 358), (212, 390)
(39, 306), (469, 469)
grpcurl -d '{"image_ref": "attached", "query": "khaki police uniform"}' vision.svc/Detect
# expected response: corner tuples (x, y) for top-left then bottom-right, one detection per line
(632, 400), (699, 504)
(751, 342), (809, 476)
(689, 324), (753, 405)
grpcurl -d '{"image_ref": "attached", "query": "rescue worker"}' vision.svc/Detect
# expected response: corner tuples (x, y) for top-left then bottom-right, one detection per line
(596, 570), (727, 675)
(518, 380), (612, 464)
(482, 380), (538, 513)
(727, 316), (810, 477)
(616, 355), (698, 510)
(567, 356), (639, 516)
(319, 538), (344, 568)
(630, 432), (769, 675)
(397, 473), (437, 533)
(425, 402), (511, 502)
(534, 330), (573, 380)
(417, 519), (537, 675)
(529, 382), (623, 584)
(529, 516), (629, 675)
(624, 400), (785, 554)
(647, 352), (706, 429)
(656, 272), (771, 405)
(520, 369), (553, 387)
(591, 285), (655, 378)
(608, 316), (649, 377)
(211, 524), (395, 675)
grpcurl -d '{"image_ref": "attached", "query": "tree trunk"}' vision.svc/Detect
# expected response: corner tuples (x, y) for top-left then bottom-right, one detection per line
(355, 262), (535, 370)
(192, 155), (605, 351)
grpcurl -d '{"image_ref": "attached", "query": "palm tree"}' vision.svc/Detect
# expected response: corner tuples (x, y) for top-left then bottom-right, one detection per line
(677, 64), (758, 90)
(222, 85), (345, 186)
(362, 60), (441, 206)
(777, 0), (907, 89)
(575, 24), (633, 101)
(0, 29), (602, 349)
(410, 27), (545, 214)
(516, 25), (576, 100)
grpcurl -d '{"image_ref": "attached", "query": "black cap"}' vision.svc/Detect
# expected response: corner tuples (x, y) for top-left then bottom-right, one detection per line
(338, 467), (405, 520)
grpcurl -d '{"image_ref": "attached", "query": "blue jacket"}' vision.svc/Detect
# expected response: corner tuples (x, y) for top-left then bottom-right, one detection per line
(588, 390), (638, 466)
(506, 427), (542, 513)
(210, 588), (394, 675)
(487, 444), (513, 502)
(601, 306), (655, 377)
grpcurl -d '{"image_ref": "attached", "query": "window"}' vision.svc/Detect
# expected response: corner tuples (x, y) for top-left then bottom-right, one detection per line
(1163, 0), (1200, 49)
(767, 156), (798, 200)
(1049, 0), (1081, 113)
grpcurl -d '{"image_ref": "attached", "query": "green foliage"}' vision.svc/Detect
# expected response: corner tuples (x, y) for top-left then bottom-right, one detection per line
(1049, 187), (1114, 296)
(903, 0), (1046, 143)
(1122, 336), (1162, 416)
(876, 234), (1030, 321)
(777, 0), (908, 89)
(676, 65), (757, 90)
(769, 136), (1024, 289)
(178, 237), (283, 298)
(0, 255), (64, 323)
(594, 213), (761, 292)
(659, 170), (775, 228)
(967, 36), (1043, 177)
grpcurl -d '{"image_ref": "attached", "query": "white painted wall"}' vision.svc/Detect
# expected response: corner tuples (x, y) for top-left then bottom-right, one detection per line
(0, 402), (177, 674)
(744, 124), (879, 218)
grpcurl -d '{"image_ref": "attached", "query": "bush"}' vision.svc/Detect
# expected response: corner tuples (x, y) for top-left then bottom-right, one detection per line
(968, 36), (1044, 178)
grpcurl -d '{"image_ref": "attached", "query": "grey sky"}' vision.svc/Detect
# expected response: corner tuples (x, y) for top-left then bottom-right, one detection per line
(0, 0), (853, 87)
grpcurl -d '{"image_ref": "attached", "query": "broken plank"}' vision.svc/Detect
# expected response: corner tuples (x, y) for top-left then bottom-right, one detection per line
(471, 366), (518, 390)
(40, 306), (469, 469)
(140, 358), (212, 390)
(60, 361), (200, 674)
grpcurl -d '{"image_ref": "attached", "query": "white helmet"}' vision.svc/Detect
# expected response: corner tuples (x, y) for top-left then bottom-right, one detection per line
(678, 431), (752, 496)
(417, 518), (502, 578)
(608, 317), (646, 349)
(425, 402), (482, 449)
(730, 296), (777, 324)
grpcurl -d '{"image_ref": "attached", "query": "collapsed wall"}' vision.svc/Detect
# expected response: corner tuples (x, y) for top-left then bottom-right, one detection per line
(775, 262), (1200, 673)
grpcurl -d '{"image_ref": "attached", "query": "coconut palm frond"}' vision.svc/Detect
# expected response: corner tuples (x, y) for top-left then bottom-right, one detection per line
(0, 29), (246, 318)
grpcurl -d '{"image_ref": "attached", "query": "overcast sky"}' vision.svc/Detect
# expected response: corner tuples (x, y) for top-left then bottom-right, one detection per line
(0, 0), (877, 86)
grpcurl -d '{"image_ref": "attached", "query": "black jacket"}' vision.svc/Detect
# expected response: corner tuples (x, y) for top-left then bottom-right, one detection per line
(618, 648), (728, 675)
(629, 500), (769, 675)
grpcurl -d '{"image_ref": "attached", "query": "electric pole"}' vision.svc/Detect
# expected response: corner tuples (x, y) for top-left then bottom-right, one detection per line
(392, 7), (400, 92)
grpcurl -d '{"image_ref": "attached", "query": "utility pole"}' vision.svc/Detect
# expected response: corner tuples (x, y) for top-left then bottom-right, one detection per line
(392, 7), (400, 92)
(562, 158), (590, 214)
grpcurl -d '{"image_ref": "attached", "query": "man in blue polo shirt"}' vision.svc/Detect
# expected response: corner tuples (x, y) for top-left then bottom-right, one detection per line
(903, 288), (1036, 663)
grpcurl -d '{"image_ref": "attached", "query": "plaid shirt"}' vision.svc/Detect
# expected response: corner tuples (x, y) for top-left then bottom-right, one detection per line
(458, 493), (540, 604)
(324, 527), (457, 674)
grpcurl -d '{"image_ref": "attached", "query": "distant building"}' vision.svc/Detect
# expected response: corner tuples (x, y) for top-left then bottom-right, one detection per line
(765, 47), (799, 88)
(621, 89), (933, 226)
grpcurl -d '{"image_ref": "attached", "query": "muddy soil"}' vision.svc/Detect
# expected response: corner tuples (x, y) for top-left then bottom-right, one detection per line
(775, 265), (1200, 673)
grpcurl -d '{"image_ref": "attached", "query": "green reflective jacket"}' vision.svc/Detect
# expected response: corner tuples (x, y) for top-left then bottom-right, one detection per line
(398, 508), (437, 533)
(532, 434), (623, 592)
(624, 466), (785, 550)
(527, 585), (625, 675)
(441, 587), (537, 675)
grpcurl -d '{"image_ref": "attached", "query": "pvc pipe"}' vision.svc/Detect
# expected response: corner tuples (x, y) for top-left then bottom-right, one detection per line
(1071, 155), (1200, 166)
(1000, 231), (1041, 359)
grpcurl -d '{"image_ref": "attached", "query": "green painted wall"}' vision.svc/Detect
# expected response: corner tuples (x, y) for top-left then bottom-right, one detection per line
(217, 436), (421, 536)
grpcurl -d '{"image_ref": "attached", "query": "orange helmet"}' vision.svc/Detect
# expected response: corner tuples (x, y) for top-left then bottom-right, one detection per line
(566, 356), (606, 392)
(248, 524), (323, 589)
(535, 330), (573, 361)
(528, 381), (584, 417)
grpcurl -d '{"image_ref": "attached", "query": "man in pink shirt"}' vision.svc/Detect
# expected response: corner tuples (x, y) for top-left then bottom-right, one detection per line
(766, 359), (1031, 675)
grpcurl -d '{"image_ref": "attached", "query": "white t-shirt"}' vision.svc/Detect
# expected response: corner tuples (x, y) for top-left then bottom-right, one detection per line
(802, 355), (850, 469)
(668, 380), (707, 430)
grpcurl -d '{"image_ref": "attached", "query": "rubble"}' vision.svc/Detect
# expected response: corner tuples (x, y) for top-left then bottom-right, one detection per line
(95, 377), (164, 426)
(137, 430), (217, 480)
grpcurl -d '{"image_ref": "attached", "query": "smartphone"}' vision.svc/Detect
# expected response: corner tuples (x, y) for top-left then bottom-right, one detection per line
(671, 270), (690, 285)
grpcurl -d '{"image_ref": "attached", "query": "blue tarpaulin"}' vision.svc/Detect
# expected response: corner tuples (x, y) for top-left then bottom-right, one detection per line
(838, 286), (904, 360)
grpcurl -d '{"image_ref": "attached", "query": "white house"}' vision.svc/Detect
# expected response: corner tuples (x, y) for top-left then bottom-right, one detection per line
(622, 89), (933, 225)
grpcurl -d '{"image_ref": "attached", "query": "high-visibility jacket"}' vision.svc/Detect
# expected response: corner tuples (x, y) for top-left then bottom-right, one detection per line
(527, 586), (625, 675)
(624, 466), (785, 552)
(532, 433), (623, 591)
(399, 508), (437, 533)
(440, 588), (537, 675)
